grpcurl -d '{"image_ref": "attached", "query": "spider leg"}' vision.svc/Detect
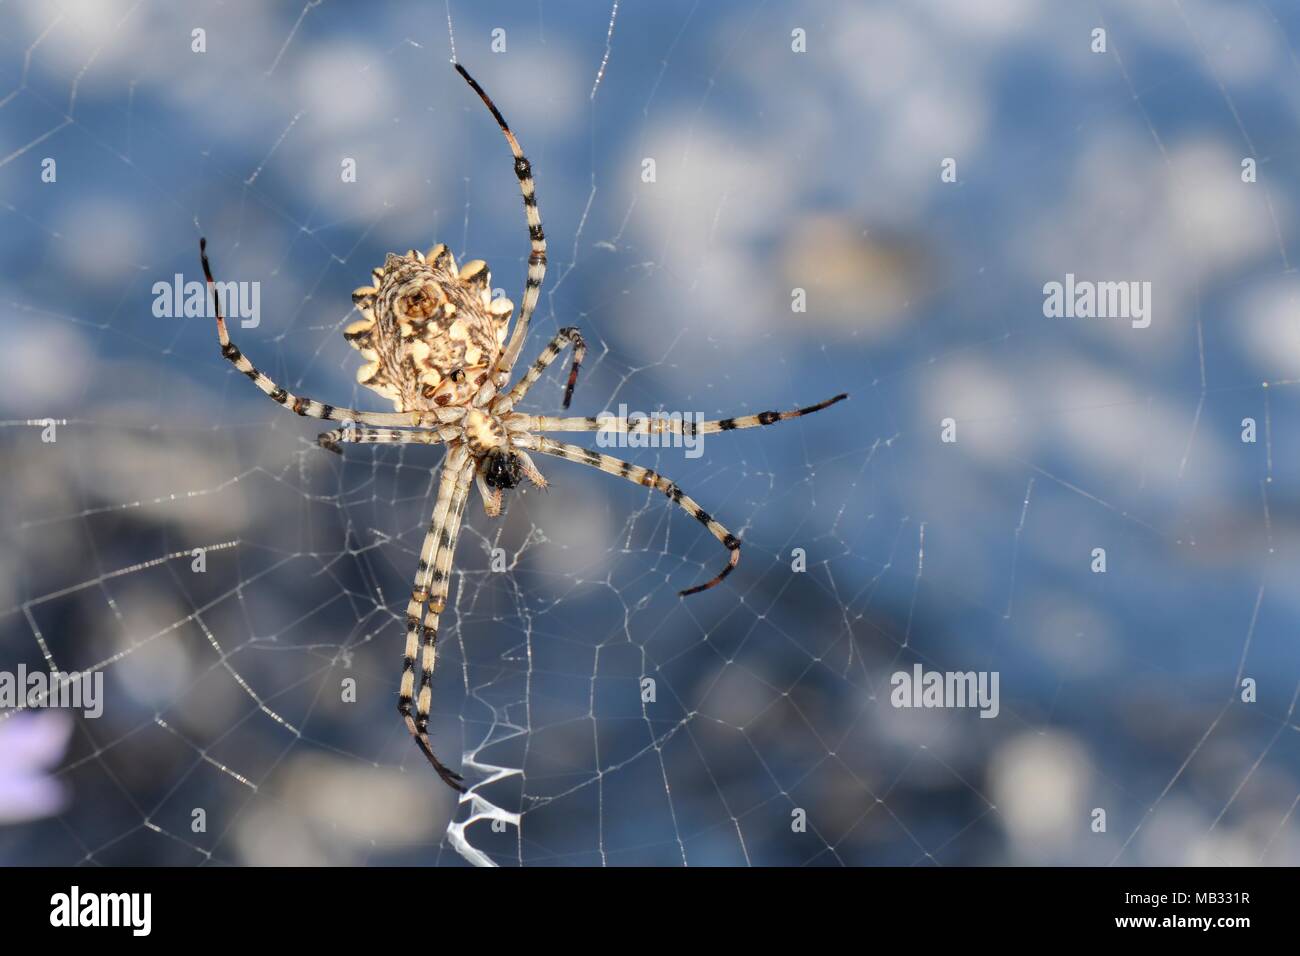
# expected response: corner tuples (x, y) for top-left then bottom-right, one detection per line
(315, 426), (462, 455)
(413, 463), (474, 785)
(513, 393), (848, 437)
(494, 327), (586, 413)
(400, 448), (472, 792)
(453, 64), (547, 391)
(515, 436), (740, 596)
(201, 239), (455, 428)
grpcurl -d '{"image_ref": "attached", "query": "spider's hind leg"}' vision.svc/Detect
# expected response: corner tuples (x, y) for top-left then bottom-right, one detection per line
(314, 425), (460, 455)
(398, 451), (473, 794)
(400, 700), (465, 790)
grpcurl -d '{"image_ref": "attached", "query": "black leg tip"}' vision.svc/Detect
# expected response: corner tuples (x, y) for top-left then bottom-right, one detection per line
(436, 765), (466, 792)
(416, 734), (467, 793)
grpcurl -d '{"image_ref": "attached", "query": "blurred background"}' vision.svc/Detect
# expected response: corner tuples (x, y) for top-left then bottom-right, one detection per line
(1, 0), (1299, 866)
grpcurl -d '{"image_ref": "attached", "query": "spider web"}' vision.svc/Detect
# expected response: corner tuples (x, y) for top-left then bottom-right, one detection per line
(1, 0), (1299, 867)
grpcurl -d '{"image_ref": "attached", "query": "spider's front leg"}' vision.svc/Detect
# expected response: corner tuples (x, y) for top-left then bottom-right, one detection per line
(201, 239), (443, 428)
(453, 64), (549, 393)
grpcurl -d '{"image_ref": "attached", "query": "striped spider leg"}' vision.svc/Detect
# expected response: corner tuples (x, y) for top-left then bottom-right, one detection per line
(453, 63), (547, 395)
(510, 435), (740, 596)
(492, 326), (587, 414)
(400, 448), (476, 791)
(507, 392), (848, 596)
(200, 239), (465, 431)
(514, 393), (848, 439)
(315, 425), (463, 455)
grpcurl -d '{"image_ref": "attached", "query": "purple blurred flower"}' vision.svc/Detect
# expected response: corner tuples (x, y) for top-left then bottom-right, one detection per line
(0, 711), (72, 824)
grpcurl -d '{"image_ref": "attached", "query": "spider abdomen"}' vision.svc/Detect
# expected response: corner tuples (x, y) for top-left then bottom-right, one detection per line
(343, 245), (514, 411)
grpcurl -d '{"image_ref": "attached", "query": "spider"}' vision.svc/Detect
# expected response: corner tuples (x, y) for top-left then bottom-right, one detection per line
(200, 63), (846, 793)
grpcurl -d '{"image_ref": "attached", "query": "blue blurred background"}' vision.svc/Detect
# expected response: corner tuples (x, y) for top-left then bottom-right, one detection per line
(1, 0), (1299, 866)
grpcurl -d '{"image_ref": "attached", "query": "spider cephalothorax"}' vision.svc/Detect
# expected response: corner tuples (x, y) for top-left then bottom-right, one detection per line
(201, 62), (846, 795)
(464, 407), (546, 516)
